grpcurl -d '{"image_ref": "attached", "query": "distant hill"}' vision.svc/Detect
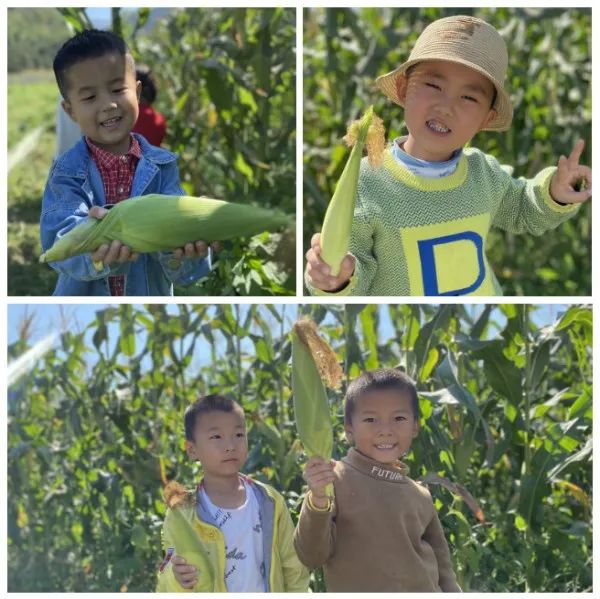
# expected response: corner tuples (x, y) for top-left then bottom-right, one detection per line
(8, 7), (175, 73)
(8, 8), (70, 72)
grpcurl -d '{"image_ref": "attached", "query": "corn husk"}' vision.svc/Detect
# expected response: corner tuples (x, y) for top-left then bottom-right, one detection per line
(320, 106), (386, 276)
(40, 194), (292, 263)
(162, 507), (214, 592)
(291, 318), (342, 498)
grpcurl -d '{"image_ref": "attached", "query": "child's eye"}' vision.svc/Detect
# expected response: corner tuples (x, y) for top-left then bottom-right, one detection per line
(82, 95), (95, 101)
(395, 416), (407, 422)
(113, 88), (126, 93)
(462, 95), (478, 103)
(210, 434), (221, 440)
(425, 82), (441, 90)
(363, 417), (375, 423)
(236, 433), (246, 438)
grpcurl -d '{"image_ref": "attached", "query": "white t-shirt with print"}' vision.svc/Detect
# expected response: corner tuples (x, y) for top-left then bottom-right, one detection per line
(200, 479), (266, 592)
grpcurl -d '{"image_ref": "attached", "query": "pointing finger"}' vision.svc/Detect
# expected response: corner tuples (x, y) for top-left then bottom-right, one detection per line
(567, 139), (585, 169)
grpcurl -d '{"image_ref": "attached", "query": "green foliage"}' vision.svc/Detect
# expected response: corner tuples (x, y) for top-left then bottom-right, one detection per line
(7, 8), (70, 72)
(138, 8), (296, 295)
(304, 8), (591, 295)
(8, 304), (591, 591)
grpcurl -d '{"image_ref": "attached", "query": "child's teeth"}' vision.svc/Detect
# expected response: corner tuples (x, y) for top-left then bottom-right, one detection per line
(428, 120), (449, 133)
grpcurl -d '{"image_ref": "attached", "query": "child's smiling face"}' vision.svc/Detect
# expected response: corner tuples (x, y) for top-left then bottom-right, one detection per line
(399, 60), (498, 162)
(62, 52), (141, 155)
(345, 389), (419, 464)
(185, 410), (249, 478)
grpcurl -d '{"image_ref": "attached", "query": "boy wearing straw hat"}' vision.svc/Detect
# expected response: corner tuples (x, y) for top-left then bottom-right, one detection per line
(306, 15), (591, 296)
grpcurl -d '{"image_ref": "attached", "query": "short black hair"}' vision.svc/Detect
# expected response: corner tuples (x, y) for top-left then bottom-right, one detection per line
(53, 29), (133, 99)
(184, 394), (245, 441)
(344, 368), (420, 425)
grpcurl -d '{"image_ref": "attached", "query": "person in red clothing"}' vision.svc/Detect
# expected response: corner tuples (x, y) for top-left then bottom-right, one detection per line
(133, 66), (167, 147)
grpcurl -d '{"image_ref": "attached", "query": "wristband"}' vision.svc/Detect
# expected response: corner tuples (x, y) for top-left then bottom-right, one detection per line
(307, 492), (332, 512)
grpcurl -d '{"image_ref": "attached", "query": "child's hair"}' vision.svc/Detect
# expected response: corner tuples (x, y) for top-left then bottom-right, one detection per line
(344, 368), (419, 425)
(184, 394), (245, 441)
(53, 29), (134, 99)
(136, 65), (157, 104)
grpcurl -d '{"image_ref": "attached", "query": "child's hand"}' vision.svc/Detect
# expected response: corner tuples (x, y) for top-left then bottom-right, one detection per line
(305, 233), (355, 292)
(172, 241), (222, 259)
(303, 456), (336, 507)
(88, 206), (139, 266)
(172, 555), (198, 589)
(550, 139), (592, 204)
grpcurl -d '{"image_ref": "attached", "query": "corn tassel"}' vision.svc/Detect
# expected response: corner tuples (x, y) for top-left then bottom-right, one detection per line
(291, 318), (342, 498)
(319, 106), (386, 276)
(40, 194), (292, 263)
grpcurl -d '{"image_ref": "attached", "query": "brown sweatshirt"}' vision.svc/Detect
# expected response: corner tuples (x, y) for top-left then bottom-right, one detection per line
(293, 448), (461, 592)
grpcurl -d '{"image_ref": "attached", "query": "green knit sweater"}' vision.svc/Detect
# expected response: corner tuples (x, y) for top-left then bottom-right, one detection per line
(308, 147), (579, 296)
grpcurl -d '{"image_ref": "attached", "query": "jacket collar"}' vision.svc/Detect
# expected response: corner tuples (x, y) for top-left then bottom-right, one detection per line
(53, 132), (178, 178)
(342, 447), (409, 483)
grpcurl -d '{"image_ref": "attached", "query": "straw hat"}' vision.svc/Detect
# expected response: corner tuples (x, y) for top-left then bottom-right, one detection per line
(376, 15), (513, 131)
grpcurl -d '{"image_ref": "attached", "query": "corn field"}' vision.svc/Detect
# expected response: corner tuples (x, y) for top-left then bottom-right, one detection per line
(7, 303), (592, 591)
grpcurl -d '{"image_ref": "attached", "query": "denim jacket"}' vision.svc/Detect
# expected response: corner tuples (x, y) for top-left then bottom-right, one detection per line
(40, 133), (211, 296)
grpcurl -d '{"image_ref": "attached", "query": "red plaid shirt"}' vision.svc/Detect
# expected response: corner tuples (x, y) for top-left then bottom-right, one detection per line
(86, 135), (142, 296)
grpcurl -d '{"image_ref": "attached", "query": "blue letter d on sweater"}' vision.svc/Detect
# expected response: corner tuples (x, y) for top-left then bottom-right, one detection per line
(418, 231), (485, 296)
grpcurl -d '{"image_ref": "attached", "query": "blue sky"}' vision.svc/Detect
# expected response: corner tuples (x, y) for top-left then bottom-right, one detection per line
(85, 8), (112, 27)
(7, 302), (564, 350)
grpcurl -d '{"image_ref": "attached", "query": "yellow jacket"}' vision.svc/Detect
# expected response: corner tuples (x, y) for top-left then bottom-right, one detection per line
(156, 476), (309, 592)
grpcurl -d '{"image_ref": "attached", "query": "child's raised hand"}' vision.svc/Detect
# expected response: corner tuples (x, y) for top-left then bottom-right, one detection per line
(172, 555), (198, 589)
(305, 233), (355, 292)
(88, 207), (139, 266)
(550, 139), (592, 204)
(172, 241), (222, 259)
(303, 456), (336, 504)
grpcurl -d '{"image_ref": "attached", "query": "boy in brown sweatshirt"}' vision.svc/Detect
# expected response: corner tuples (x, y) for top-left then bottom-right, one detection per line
(293, 368), (461, 592)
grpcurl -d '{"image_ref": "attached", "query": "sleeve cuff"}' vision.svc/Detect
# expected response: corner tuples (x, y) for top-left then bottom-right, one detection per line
(540, 167), (581, 214)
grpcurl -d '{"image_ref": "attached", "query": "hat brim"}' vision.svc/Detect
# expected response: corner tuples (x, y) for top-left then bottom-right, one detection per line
(376, 58), (513, 132)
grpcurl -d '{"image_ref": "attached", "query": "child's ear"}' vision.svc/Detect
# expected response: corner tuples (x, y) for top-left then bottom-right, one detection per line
(136, 80), (142, 102)
(480, 108), (498, 131)
(396, 75), (407, 104)
(344, 424), (354, 444)
(412, 418), (419, 438)
(61, 99), (77, 123)
(185, 440), (197, 460)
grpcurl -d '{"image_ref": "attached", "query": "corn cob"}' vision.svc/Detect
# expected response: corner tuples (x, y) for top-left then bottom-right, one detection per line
(319, 106), (386, 276)
(40, 194), (292, 263)
(291, 318), (343, 498)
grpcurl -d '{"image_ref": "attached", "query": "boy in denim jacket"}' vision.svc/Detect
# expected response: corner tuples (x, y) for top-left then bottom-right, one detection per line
(41, 29), (214, 296)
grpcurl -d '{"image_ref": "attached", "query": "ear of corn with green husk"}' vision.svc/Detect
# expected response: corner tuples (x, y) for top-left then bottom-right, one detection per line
(159, 507), (214, 592)
(40, 194), (292, 263)
(292, 318), (343, 498)
(320, 106), (386, 276)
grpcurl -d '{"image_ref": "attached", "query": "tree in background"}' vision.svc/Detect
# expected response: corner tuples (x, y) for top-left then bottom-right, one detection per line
(8, 304), (591, 591)
(304, 8), (591, 295)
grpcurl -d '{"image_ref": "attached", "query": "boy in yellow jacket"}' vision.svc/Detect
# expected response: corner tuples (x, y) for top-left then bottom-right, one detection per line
(156, 394), (308, 592)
